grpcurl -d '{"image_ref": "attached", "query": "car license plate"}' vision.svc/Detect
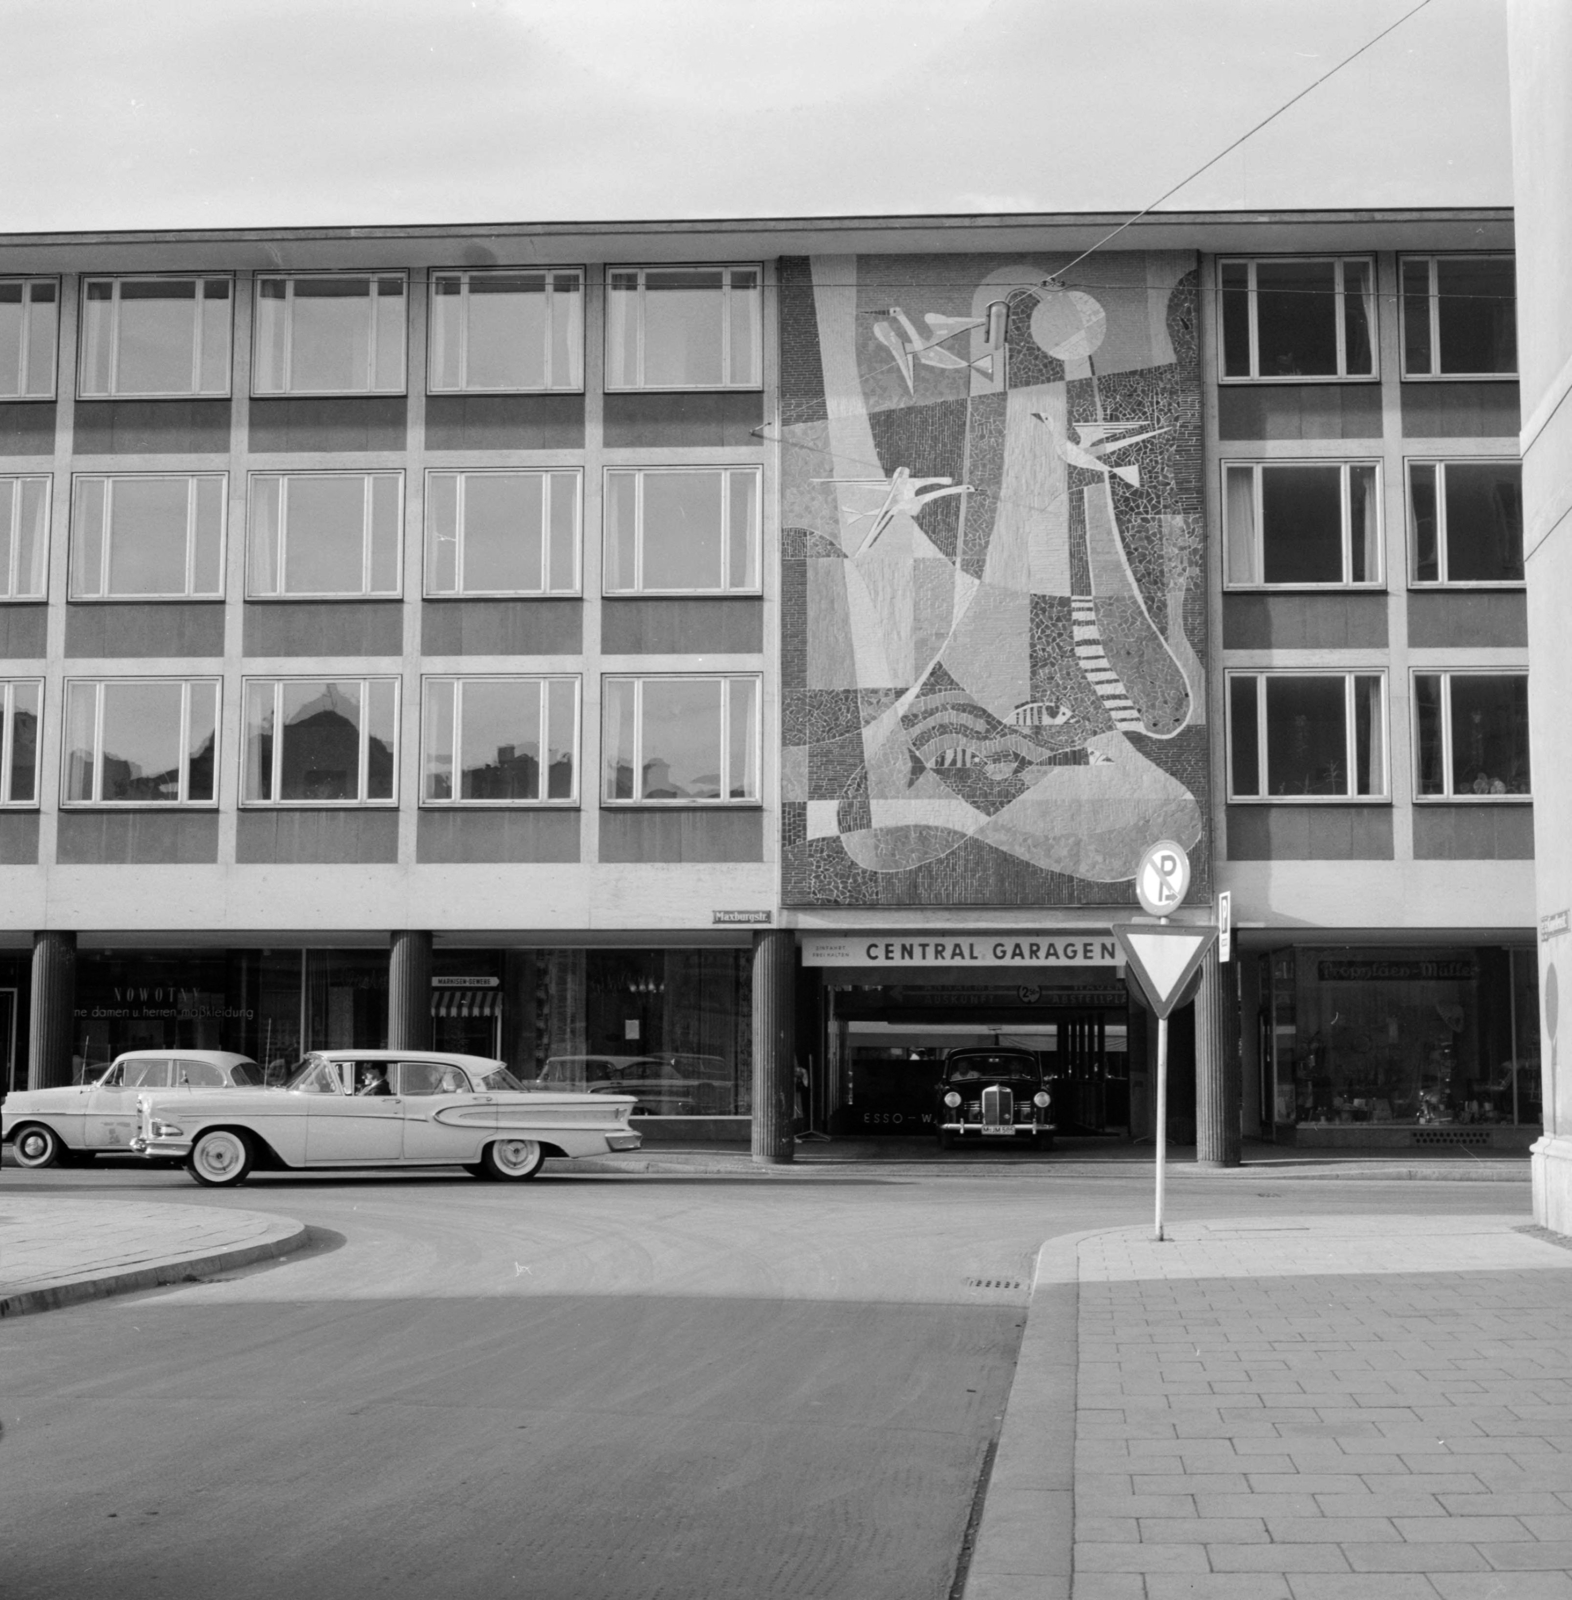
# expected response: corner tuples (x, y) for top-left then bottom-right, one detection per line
(981, 1127), (1014, 1135)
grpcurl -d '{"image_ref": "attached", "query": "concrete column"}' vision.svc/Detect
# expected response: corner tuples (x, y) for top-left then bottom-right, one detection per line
(751, 930), (795, 1165)
(388, 930), (433, 1052)
(29, 931), (77, 1090)
(1194, 944), (1241, 1167)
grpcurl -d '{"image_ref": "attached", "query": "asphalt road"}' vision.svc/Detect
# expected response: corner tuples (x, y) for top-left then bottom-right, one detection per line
(0, 1161), (1532, 1600)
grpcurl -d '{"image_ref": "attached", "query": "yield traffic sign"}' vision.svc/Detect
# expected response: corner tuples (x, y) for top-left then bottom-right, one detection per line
(1112, 921), (1217, 1019)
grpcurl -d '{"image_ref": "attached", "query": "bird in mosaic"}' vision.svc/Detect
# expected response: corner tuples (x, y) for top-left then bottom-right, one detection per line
(810, 465), (974, 552)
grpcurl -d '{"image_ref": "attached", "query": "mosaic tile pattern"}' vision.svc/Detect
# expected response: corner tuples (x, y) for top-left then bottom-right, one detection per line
(778, 253), (1210, 907)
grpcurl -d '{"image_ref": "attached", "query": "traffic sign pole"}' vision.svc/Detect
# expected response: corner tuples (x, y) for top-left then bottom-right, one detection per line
(1155, 1014), (1169, 1242)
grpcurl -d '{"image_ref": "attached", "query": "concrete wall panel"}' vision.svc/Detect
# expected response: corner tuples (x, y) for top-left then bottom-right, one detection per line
(1222, 592), (1388, 649)
(600, 598), (763, 655)
(419, 599), (581, 656)
(424, 394), (585, 450)
(243, 602), (404, 657)
(66, 603), (226, 659)
(235, 810), (399, 864)
(415, 810), (580, 863)
(248, 397), (407, 453)
(56, 810), (219, 864)
(599, 809), (765, 863)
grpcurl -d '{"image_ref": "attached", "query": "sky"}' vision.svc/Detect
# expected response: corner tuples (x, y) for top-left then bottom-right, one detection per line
(1, 0), (1512, 234)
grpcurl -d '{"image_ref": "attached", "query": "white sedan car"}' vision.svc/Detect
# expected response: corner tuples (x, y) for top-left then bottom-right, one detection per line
(2, 1049), (266, 1168)
(130, 1049), (641, 1187)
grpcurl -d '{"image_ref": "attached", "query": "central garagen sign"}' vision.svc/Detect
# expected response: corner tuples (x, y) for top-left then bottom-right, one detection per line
(800, 934), (1119, 967)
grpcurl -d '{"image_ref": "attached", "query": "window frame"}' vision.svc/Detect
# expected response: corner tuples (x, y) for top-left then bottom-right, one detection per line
(422, 467), (582, 598)
(420, 674), (581, 808)
(1217, 256), (1378, 384)
(1399, 253), (1518, 380)
(1225, 668), (1390, 804)
(1221, 459), (1385, 590)
(0, 474), (50, 602)
(69, 472), (228, 602)
(0, 277), (59, 402)
(1411, 668), (1532, 803)
(604, 264), (763, 392)
(77, 274), (234, 399)
(240, 676), (401, 808)
(602, 464), (762, 596)
(0, 678), (42, 807)
(246, 470), (404, 601)
(601, 673), (762, 806)
(1406, 457), (1525, 588)
(60, 676), (220, 808)
(250, 271), (408, 397)
(427, 266), (585, 394)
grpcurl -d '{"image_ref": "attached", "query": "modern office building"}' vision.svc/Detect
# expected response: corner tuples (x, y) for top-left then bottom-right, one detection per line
(0, 210), (1535, 1158)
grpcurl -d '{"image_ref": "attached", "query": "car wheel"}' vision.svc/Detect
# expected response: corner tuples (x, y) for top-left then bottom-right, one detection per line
(12, 1124), (65, 1168)
(187, 1129), (254, 1188)
(478, 1138), (545, 1181)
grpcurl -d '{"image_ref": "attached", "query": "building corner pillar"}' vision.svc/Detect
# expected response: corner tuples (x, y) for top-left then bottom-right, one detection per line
(388, 931), (433, 1052)
(29, 931), (77, 1090)
(1194, 943), (1241, 1168)
(751, 930), (796, 1165)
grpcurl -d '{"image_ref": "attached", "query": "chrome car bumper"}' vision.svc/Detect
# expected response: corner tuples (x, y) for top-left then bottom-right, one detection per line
(938, 1122), (1055, 1136)
(129, 1135), (194, 1159)
(605, 1132), (642, 1151)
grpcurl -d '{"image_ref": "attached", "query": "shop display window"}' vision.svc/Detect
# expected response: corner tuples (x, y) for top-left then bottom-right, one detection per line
(253, 274), (406, 396)
(1414, 671), (1530, 798)
(0, 475), (49, 599)
(1263, 946), (1540, 1129)
(1409, 460), (1523, 584)
(0, 278), (58, 400)
(428, 269), (583, 392)
(1401, 255), (1517, 377)
(605, 265), (762, 390)
(79, 276), (232, 398)
(424, 469), (580, 596)
(1223, 461), (1380, 587)
(1219, 257), (1375, 380)
(71, 474), (226, 600)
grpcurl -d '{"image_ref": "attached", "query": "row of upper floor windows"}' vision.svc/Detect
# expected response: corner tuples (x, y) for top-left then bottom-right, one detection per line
(1220, 255), (1517, 382)
(0, 672), (759, 810)
(0, 466), (762, 601)
(1226, 669), (1530, 804)
(0, 265), (763, 401)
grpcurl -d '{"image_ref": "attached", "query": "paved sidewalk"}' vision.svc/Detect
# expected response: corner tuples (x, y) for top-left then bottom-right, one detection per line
(967, 1213), (1572, 1600)
(0, 1196), (310, 1318)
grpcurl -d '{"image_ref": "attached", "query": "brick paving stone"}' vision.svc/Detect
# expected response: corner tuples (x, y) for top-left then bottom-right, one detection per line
(1431, 1575), (1572, 1598)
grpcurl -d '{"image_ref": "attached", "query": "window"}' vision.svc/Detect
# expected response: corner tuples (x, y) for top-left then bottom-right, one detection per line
(605, 467), (759, 594)
(1409, 461), (1523, 585)
(71, 475), (225, 600)
(606, 266), (761, 389)
(1219, 258), (1375, 380)
(79, 277), (231, 397)
(428, 269), (583, 392)
(1228, 673), (1387, 800)
(424, 470), (579, 596)
(243, 678), (397, 804)
(0, 279), (57, 399)
(252, 274), (405, 395)
(0, 476), (48, 600)
(63, 679), (218, 805)
(248, 473), (401, 598)
(603, 675), (759, 803)
(1401, 255), (1517, 377)
(422, 677), (579, 804)
(1223, 462), (1381, 586)
(1414, 672), (1530, 798)
(0, 680), (41, 805)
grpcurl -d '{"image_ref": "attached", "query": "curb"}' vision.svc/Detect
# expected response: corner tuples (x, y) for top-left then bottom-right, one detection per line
(0, 1215), (312, 1321)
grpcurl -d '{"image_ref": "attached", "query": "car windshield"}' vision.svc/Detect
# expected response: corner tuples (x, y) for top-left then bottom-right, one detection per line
(283, 1057), (343, 1094)
(475, 1065), (528, 1092)
(945, 1053), (1043, 1083)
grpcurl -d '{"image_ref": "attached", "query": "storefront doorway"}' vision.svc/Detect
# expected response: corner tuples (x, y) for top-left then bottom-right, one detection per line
(0, 987), (17, 1095)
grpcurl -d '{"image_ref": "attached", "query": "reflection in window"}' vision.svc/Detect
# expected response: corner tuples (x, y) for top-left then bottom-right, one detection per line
(424, 470), (579, 596)
(253, 275), (405, 394)
(606, 265), (761, 389)
(71, 475), (225, 599)
(63, 678), (218, 805)
(605, 467), (759, 593)
(0, 476), (48, 600)
(1402, 256), (1517, 376)
(0, 279), (57, 399)
(1224, 461), (1380, 586)
(0, 679), (41, 805)
(248, 472), (401, 597)
(422, 677), (578, 803)
(429, 270), (582, 392)
(79, 277), (231, 397)
(1409, 461), (1523, 584)
(604, 675), (759, 803)
(1220, 257), (1374, 380)
(243, 679), (397, 804)
(1228, 673), (1386, 799)
(1415, 672), (1530, 798)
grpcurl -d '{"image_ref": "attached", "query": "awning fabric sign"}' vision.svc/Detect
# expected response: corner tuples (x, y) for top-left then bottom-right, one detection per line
(801, 934), (1118, 968)
(430, 989), (500, 1018)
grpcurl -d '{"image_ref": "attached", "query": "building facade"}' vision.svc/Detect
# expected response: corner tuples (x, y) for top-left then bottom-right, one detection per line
(0, 211), (1535, 1158)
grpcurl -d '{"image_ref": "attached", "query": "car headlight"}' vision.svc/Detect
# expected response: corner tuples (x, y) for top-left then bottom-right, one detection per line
(943, 1091), (962, 1108)
(1033, 1092), (1051, 1109)
(151, 1119), (185, 1138)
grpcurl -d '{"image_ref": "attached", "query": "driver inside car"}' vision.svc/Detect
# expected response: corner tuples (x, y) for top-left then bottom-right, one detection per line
(354, 1064), (393, 1097)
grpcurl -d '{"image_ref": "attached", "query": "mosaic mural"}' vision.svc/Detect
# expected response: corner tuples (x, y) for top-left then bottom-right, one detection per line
(779, 252), (1209, 907)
